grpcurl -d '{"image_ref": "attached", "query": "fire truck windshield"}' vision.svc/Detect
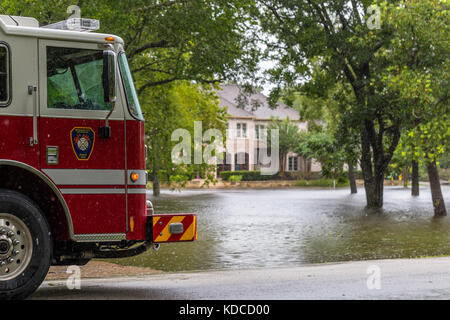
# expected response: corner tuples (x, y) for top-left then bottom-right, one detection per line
(47, 46), (112, 111)
(118, 52), (144, 120)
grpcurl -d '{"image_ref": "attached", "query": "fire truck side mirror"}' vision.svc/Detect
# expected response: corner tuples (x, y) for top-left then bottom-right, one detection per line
(102, 50), (117, 104)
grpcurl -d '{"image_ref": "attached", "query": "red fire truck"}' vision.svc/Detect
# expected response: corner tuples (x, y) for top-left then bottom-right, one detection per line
(0, 15), (197, 299)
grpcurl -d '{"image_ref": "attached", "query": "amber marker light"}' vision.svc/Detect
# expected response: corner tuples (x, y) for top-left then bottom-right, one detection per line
(105, 36), (115, 42)
(130, 172), (139, 183)
(130, 217), (135, 232)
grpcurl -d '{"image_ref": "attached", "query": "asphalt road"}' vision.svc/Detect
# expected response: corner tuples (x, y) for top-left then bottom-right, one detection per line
(31, 257), (450, 300)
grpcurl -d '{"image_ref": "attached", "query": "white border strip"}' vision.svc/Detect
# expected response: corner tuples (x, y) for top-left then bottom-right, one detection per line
(127, 189), (148, 194)
(60, 188), (126, 195)
(60, 188), (147, 194)
(43, 169), (125, 186)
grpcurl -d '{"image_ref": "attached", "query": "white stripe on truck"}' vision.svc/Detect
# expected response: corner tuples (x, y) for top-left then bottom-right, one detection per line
(42, 169), (147, 186)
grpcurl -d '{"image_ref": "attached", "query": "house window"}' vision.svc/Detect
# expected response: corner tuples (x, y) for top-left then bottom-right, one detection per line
(0, 43), (11, 106)
(237, 123), (247, 138)
(255, 124), (265, 140)
(288, 156), (299, 171)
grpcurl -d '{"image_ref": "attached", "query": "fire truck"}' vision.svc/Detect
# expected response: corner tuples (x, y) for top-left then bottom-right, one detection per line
(0, 15), (197, 299)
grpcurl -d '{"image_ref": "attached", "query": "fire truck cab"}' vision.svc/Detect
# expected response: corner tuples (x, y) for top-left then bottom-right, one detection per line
(0, 15), (196, 299)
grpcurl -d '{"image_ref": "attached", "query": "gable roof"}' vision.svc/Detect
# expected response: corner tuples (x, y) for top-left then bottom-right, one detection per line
(217, 84), (300, 121)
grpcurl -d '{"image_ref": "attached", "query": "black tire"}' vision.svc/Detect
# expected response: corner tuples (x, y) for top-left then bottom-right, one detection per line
(0, 189), (52, 300)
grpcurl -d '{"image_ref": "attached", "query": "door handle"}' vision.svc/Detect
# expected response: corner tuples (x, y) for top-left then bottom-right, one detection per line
(28, 85), (38, 146)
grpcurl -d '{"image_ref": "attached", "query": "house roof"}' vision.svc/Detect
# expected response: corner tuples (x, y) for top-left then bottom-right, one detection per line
(217, 84), (300, 121)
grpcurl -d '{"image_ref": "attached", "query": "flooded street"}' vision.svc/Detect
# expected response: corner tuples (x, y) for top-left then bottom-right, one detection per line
(113, 186), (450, 272)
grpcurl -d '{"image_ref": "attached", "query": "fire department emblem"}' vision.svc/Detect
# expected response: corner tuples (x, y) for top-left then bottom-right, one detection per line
(71, 127), (95, 161)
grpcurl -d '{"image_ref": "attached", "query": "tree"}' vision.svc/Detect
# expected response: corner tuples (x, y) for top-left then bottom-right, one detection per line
(297, 131), (346, 188)
(267, 117), (300, 174)
(256, 0), (448, 210)
(142, 81), (227, 196)
(255, 0), (403, 208)
(3, 0), (260, 90)
(381, 0), (449, 216)
(402, 119), (450, 216)
(285, 77), (360, 194)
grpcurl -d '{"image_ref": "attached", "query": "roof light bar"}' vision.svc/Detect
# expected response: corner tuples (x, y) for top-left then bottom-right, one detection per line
(42, 18), (100, 32)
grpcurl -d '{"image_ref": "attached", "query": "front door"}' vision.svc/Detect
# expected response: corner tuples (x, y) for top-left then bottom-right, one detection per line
(38, 40), (127, 240)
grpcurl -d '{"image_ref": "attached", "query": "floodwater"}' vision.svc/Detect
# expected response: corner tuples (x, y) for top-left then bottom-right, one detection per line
(113, 186), (450, 272)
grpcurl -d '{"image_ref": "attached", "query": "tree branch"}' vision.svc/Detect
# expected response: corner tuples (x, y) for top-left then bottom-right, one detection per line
(129, 40), (173, 58)
(137, 77), (225, 95)
(138, 78), (179, 94)
(134, 0), (196, 12)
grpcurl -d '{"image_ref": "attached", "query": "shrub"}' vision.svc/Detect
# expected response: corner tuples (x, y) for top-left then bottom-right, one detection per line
(219, 170), (323, 181)
(296, 180), (310, 186)
(309, 179), (334, 187)
(296, 179), (350, 188)
(220, 171), (280, 181)
(229, 175), (243, 183)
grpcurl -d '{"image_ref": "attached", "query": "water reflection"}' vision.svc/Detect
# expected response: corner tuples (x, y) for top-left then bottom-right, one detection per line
(112, 186), (450, 272)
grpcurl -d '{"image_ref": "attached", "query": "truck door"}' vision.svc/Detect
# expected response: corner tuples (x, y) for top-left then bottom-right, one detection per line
(38, 40), (127, 241)
(0, 36), (39, 168)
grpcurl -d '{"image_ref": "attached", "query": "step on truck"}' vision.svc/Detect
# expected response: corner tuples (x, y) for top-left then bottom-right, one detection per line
(0, 15), (197, 299)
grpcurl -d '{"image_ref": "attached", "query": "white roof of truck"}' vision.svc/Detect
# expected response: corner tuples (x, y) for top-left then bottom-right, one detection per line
(0, 15), (123, 45)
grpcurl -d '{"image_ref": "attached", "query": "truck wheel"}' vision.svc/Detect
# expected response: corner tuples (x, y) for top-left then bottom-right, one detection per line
(0, 190), (52, 300)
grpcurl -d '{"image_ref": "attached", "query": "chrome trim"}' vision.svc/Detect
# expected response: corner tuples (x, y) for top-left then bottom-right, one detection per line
(31, 85), (38, 145)
(42, 169), (126, 186)
(0, 160), (75, 240)
(72, 233), (126, 242)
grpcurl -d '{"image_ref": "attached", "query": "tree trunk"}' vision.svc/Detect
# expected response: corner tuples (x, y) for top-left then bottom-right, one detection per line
(279, 153), (286, 178)
(152, 170), (161, 197)
(360, 129), (385, 209)
(348, 163), (358, 194)
(402, 166), (409, 188)
(364, 172), (384, 208)
(427, 160), (446, 217)
(411, 160), (420, 197)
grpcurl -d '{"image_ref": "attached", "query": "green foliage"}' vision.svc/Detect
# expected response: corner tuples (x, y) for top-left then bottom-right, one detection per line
(220, 171), (280, 181)
(256, 0), (449, 208)
(295, 180), (309, 187)
(296, 179), (349, 188)
(383, 0), (450, 175)
(143, 81), (227, 189)
(267, 117), (301, 172)
(3, 0), (260, 90)
(229, 175), (243, 183)
(219, 170), (322, 181)
(296, 131), (346, 179)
